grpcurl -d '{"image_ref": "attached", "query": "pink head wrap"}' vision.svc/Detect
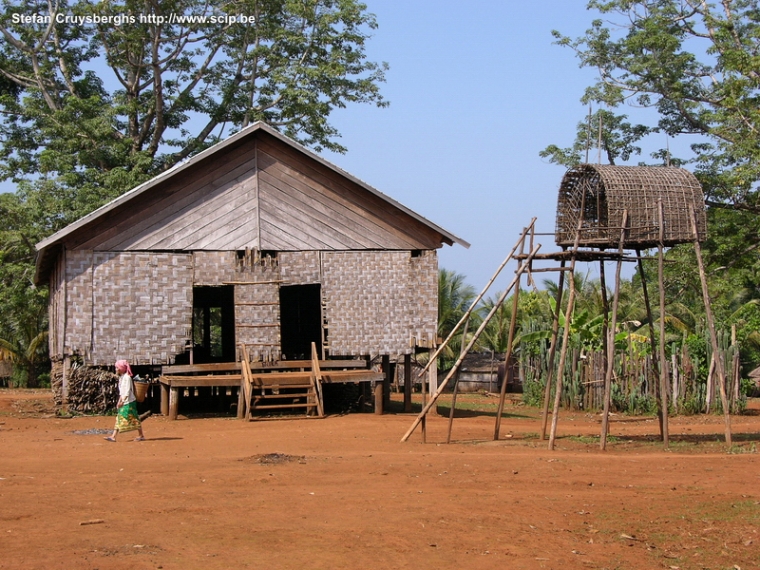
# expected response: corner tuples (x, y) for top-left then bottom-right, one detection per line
(115, 360), (133, 377)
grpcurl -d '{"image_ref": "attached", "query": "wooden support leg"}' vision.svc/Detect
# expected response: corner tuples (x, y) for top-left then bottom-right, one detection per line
(403, 354), (412, 413)
(160, 382), (169, 416)
(382, 354), (391, 411)
(236, 382), (245, 419)
(374, 381), (383, 415)
(169, 387), (179, 420)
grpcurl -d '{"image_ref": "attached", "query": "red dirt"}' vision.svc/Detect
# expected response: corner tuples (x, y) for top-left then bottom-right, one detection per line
(1, 389), (759, 570)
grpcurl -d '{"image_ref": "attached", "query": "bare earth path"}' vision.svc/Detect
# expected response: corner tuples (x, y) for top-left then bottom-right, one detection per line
(1, 389), (759, 570)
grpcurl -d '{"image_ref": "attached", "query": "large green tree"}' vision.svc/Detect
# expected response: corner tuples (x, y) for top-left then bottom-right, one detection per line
(0, 0), (388, 384)
(543, 0), (760, 205)
(542, 0), (760, 369)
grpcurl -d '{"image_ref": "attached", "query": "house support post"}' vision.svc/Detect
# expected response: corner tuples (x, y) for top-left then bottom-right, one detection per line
(403, 353), (412, 413)
(601, 211), (628, 450)
(169, 387), (179, 420)
(160, 382), (169, 416)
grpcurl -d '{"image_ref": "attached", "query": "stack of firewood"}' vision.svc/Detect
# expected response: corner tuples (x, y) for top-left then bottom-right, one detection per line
(66, 366), (119, 414)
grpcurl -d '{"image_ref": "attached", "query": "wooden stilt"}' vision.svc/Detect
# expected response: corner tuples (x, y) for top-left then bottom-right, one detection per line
(401, 244), (541, 443)
(548, 200), (586, 451)
(601, 211), (628, 450)
(540, 259), (566, 440)
(657, 200), (669, 448)
(161, 382), (170, 416)
(382, 354), (391, 411)
(599, 255), (610, 394)
(689, 206), (732, 446)
(548, 255), (577, 450)
(636, 249), (664, 440)
(169, 387), (179, 420)
(403, 354), (412, 413)
(494, 272), (522, 440)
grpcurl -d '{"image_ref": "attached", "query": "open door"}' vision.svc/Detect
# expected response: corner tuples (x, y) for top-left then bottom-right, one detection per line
(192, 285), (235, 363)
(279, 284), (322, 360)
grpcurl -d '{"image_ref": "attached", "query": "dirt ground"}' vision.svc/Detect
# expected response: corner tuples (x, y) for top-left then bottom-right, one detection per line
(1, 389), (759, 570)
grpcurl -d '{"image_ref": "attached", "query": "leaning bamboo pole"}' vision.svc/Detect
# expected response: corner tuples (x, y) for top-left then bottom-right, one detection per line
(600, 211), (628, 450)
(417, 219), (537, 380)
(548, 257), (577, 450)
(540, 259), (566, 440)
(401, 244), (541, 443)
(492, 230), (528, 440)
(689, 206), (732, 446)
(493, 268), (522, 440)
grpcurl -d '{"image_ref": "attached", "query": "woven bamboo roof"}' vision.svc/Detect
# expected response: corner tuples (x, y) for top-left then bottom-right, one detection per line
(555, 164), (707, 248)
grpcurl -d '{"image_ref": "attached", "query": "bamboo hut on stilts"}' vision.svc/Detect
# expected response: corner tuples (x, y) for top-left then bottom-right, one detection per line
(401, 164), (732, 449)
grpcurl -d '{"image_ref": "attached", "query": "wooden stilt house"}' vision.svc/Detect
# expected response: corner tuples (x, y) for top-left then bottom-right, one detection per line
(34, 122), (468, 410)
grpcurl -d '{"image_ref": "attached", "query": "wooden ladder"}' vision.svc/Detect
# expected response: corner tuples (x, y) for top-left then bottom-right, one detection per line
(240, 343), (324, 419)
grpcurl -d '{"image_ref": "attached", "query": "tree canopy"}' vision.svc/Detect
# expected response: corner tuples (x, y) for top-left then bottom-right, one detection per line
(0, 0), (388, 385)
(542, 0), (760, 209)
(541, 1), (760, 358)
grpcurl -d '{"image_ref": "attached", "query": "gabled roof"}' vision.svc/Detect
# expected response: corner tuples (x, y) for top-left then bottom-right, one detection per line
(35, 122), (469, 283)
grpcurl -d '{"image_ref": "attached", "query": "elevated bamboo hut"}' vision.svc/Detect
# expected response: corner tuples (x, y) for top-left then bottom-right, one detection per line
(555, 164), (707, 248)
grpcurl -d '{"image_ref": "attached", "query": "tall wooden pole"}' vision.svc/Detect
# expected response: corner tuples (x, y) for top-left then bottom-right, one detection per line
(401, 245), (541, 443)
(494, 273), (522, 440)
(540, 259), (566, 440)
(657, 200), (669, 448)
(548, 259), (577, 450)
(636, 249), (664, 440)
(689, 206), (732, 446)
(601, 211), (627, 450)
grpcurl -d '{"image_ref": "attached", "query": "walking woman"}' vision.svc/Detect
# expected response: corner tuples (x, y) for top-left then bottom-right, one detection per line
(104, 359), (145, 442)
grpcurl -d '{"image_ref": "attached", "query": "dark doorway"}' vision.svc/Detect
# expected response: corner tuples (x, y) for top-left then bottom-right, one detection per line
(280, 284), (322, 360)
(192, 286), (235, 363)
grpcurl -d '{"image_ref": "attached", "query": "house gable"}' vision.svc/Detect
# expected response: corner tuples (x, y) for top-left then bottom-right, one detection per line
(35, 122), (468, 285)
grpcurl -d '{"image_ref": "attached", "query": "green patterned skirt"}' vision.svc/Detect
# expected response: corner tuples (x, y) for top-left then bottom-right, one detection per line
(114, 401), (141, 433)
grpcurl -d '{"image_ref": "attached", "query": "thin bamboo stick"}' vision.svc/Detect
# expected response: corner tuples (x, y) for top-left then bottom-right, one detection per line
(418, 220), (537, 378)
(401, 245), (541, 443)
(690, 206), (732, 445)
(601, 210), (628, 450)
(658, 200), (669, 448)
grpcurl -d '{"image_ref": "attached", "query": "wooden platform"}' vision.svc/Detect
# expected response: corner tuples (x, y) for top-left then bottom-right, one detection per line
(159, 357), (381, 420)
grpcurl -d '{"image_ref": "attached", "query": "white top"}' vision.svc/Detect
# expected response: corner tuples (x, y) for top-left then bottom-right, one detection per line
(118, 373), (136, 404)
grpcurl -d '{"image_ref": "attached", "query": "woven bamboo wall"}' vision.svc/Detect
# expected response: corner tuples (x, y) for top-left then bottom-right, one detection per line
(60, 251), (193, 365)
(555, 165), (707, 248)
(55, 247), (437, 364)
(48, 251), (67, 359)
(63, 249), (94, 358)
(409, 251), (438, 348)
(322, 250), (438, 356)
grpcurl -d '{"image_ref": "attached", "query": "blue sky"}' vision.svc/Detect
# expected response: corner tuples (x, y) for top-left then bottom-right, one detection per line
(319, 0), (626, 293)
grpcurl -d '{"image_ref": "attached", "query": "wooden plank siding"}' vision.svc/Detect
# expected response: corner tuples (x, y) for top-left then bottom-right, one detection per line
(255, 134), (445, 249)
(256, 150), (418, 249)
(69, 140), (258, 251)
(94, 151), (259, 251)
